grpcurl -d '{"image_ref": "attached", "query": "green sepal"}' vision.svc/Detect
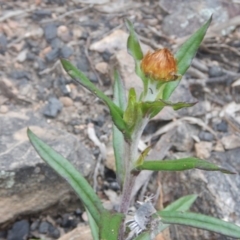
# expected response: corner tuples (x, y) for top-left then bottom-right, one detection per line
(99, 212), (124, 240)
(27, 129), (106, 225)
(163, 16), (212, 100)
(135, 157), (235, 174)
(61, 59), (131, 140)
(158, 211), (240, 239)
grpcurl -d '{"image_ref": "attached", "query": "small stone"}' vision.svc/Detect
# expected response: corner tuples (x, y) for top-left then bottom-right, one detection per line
(77, 56), (89, 72)
(0, 33), (7, 54)
(38, 221), (50, 234)
(73, 28), (82, 39)
(50, 38), (62, 50)
(26, 52), (36, 61)
(214, 141), (225, 152)
(44, 23), (57, 42)
(32, 9), (52, 19)
(35, 58), (46, 71)
(208, 65), (224, 78)
(95, 62), (108, 74)
(0, 105), (8, 114)
(195, 141), (212, 159)
(221, 134), (240, 150)
(87, 72), (98, 83)
(60, 45), (73, 58)
(216, 120), (228, 132)
(81, 212), (88, 222)
(48, 224), (60, 238)
(17, 49), (28, 62)
(102, 50), (112, 62)
(199, 131), (214, 142)
(30, 220), (40, 231)
(59, 96), (73, 107)
(45, 48), (59, 62)
(61, 214), (77, 229)
(75, 208), (82, 216)
(57, 25), (72, 42)
(7, 220), (30, 240)
(9, 70), (30, 80)
(43, 97), (62, 118)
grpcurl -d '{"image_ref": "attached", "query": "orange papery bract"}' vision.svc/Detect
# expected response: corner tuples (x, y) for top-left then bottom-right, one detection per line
(141, 48), (178, 82)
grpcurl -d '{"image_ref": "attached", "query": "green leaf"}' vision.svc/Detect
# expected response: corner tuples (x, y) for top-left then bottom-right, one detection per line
(135, 157), (235, 174)
(163, 16), (212, 100)
(27, 129), (106, 225)
(86, 208), (99, 240)
(126, 19), (143, 61)
(159, 211), (240, 239)
(141, 100), (196, 118)
(61, 59), (131, 139)
(136, 195), (197, 239)
(99, 212), (124, 240)
(113, 71), (126, 186)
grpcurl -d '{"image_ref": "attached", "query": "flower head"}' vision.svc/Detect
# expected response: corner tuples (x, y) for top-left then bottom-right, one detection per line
(141, 48), (178, 82)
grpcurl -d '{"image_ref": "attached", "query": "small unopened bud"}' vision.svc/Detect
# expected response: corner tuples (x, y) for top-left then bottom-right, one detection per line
(141, 48), (178, 82)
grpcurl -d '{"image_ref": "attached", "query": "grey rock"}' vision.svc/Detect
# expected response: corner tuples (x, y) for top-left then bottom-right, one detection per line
(33, 9), (52, 20)
(60, 45), (73, 58)
(49, 225), (60, 238)
(0, 33), (7, 54)
(0, 110), (94, 225)
(161, 148), (240, 239)
(76, 56), (90, 72)
(38, 221), (50, 234)
(43, 97), (62, 118)
(215, 120), (228, 132)
(160, 0), (229, 37)
(45, 48), (59, 62)
(50, 38), (63, 50)
(208, 65), (224, 78)
(9, 70), (31, 80)
(87, 72), (98, 83)
(7, 220), (29, 240)
(199, 131), (214, 141)
(44, 23), (57, 42)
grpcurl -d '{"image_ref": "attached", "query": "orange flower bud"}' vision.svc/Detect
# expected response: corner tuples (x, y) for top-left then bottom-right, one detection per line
(141, 48), (178, 81)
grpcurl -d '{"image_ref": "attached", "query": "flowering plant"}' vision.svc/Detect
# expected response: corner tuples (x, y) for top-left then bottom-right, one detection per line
(28, 17), (240, 239)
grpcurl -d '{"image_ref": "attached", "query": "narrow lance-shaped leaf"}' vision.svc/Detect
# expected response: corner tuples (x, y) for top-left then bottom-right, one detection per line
(135, 157), (235, 174)
(163, 16), (212, 100)
(61, 59), (131, 139)
(135, 195), (198, 239)
(126, 20), (148, 97)
(158, 211), (240, 239)
(86, 208), (99, 240)
(113, 70), (126, 186)
(126, 19), (143, 61)
(27, 129), (106, 225)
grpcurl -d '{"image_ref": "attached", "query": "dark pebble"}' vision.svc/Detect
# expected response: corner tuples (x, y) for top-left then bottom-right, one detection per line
(50, 38), (62, 50)
(0, 230), (7, 238)
(30, 219), (40, 231)
(61, 214), (77, 229)
(45, 48), (59, 62)
(48, 225), (60, 239)
(56, 76), (70, 95)
(87, 72), (98, 83)
(0, 33), (7, 55)
(32, 9), (52, 20)
(44, 23), (57, 42)
(43, 97), (62, 118)
(38, 221), (49, 234)
(9, 70), (30, 80)
(199, 131), (214, 142)
(76, 56), (89, 72)
(60, 45), (73, 58)
(93, 115), (105, 127)
(109, 181), (120, 191)
(46, 0), (66, 5)
(35, 57), (46, 71)
(80, 31), (88, 40)
(75, 208), (82, 216)
(216, 121), (228, 132)
(208, 66), (224, 78)
(102, 50), (112, 62)
(26, 52), (36, 61)
(7, 220), (30, 240)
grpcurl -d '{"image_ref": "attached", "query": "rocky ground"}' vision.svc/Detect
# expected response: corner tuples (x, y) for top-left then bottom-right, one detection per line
(1, 0), (240, 239)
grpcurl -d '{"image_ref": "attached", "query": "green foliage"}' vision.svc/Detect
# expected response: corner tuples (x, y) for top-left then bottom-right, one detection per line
(136, 157), (235, 174)
(162, 16), (212, 100)
(27, 129), (106, 225)
(159, 211), (240, 238)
